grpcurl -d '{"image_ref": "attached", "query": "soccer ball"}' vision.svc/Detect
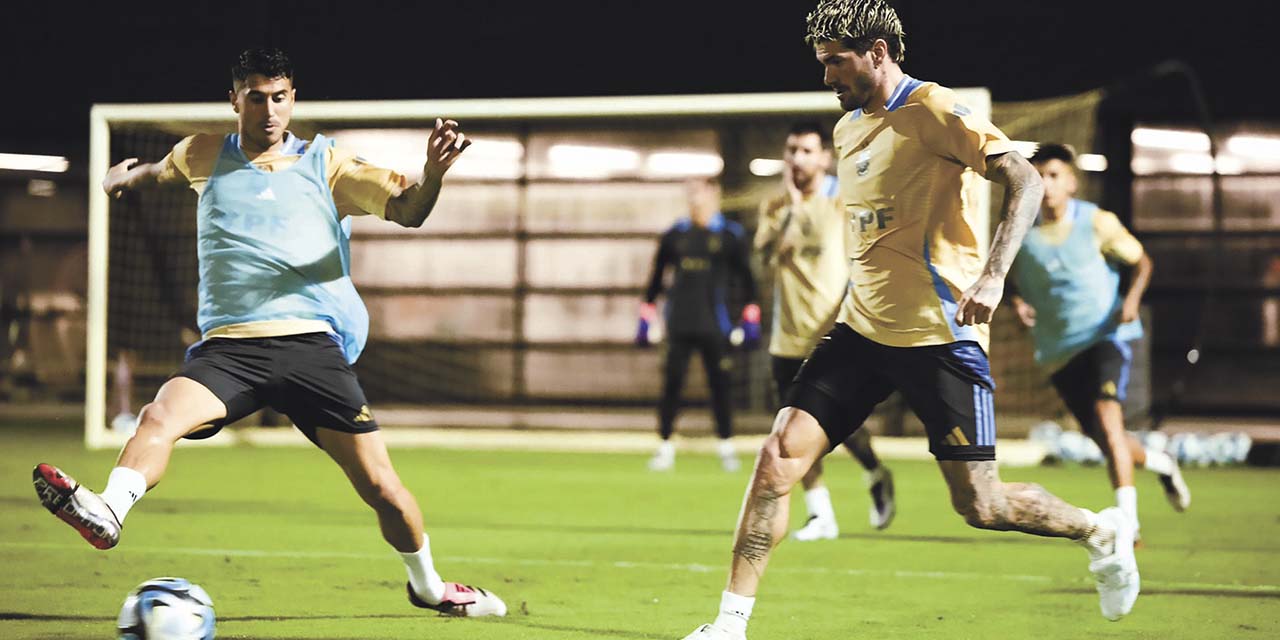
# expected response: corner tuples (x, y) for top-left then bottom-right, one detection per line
(117, 577), (215, 640)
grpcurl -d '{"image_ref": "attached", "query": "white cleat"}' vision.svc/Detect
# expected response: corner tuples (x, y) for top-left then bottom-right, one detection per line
(681, 623), (746, 640)
(866, 466), (896, 530)
(1158, 465), (1191, 512)
(408, 582), (507, 617)
(1090, 507), (1140, 621)
(792, 515), (839, 541)
(32, 463), (121, 550)
(110, 412), (138, 435)
(648, 450), (675, 472)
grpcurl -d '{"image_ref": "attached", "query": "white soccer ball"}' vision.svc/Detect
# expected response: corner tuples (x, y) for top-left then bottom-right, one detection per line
(1137, 430), (1169, 455)
(117, 577), (215, 640)
(1056, 431), (1103, 465)
(1170, 433), (1211, 467)
(1226, 432), (1253, 464)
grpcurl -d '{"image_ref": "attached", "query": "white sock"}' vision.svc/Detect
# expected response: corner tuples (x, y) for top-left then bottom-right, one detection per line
(1115, 486), (1139, 531)
(401, 534), (447, 604)
(100, 466), (146, 524)
(657, 440), (675, 458)
(712, 590), (754, 635)
(1143, 449), (1177, 476)
(1076, 508), (1116, 560)
(804, 486), (835, 522)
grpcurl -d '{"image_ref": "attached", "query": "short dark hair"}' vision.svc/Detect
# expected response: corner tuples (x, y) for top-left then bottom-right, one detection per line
(1029, 143), (1076, 166)
(787, 122), (832, 149)
(232, 48), (294, 88)
(805, 0), (906, 62)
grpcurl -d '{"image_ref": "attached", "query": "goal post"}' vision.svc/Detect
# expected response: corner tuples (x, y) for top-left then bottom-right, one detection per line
(85, 88), (994, 450)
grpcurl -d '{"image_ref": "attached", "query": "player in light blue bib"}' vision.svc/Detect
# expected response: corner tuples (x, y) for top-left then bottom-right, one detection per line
(33, 48), (507, 618)
(1010, 143), (1190, 545)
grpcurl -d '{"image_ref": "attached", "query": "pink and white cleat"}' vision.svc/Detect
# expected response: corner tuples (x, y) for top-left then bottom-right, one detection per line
(32, 463), (121, 550)
(407, 581), (507, 617)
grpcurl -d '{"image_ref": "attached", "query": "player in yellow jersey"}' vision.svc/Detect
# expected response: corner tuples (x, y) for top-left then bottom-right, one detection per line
(681, 3), (1139, 637)
(755, 122), (894, 539)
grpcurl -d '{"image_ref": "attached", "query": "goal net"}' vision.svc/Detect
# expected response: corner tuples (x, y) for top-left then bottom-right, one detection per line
(86, 89), (1011, 449)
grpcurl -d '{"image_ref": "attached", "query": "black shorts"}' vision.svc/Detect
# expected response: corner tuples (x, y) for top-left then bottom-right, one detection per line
(786, 323), (996, 461)
(175, 332), (379, 447)
(1049, 339), (1131, 437)
(770, 355), (806, 406)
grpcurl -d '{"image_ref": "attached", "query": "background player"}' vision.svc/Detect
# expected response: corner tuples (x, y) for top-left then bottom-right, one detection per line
(754, 122), (894, 539)
(1010, 143), (1190, 541)
(32, 48), (506, 618)
(681, 3), (1139, 637)
(639, 177), (760, 472)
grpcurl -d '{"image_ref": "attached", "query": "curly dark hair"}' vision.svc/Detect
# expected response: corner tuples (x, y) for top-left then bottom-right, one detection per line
(1029, 143), (1077, 166)
(805, 0), (906, 62)
(232, 48), (294, 87)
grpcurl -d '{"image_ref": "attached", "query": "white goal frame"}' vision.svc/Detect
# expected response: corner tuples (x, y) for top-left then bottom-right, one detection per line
(86, 88), (992, 449)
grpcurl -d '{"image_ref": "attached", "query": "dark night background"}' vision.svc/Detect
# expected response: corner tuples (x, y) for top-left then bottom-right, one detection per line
(2, 0), (1274, 161)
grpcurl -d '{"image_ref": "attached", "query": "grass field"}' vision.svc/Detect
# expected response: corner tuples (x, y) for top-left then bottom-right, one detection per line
(2, 421), (1278, 639)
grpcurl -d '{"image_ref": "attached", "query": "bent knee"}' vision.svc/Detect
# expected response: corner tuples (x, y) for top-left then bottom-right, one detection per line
(355, 474), (409, 510)
(753, 437), (801, 496)
(134, 402), (191, 438)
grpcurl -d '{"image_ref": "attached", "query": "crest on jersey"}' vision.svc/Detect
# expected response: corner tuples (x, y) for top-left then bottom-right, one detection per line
(856, 149), (872, 176)
(708, 235), (721, 253)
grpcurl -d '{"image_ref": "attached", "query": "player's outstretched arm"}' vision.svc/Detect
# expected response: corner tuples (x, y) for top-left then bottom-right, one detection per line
(385, 118), (472, 228)
(102, 158), (173, 198)
(955, 151), (1044, 326)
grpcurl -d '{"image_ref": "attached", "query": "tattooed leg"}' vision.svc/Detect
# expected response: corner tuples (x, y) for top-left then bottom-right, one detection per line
(938, 460), (1091, 539)
(726, 408), (829, 596)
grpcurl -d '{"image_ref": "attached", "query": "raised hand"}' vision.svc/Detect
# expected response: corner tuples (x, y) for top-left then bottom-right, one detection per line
(425, 118), (471, 180)
(103, 158), (140, 198)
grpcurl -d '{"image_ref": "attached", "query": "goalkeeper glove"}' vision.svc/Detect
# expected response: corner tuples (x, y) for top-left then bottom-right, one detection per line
(739, 303), (762, 349)
(636, 303), (658, 347)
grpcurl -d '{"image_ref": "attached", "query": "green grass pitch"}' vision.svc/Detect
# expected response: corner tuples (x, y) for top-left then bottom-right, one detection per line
(2, 422), (1277, 639)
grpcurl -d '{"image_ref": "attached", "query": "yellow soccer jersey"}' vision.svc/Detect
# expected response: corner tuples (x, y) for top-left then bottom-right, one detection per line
(1034, 207), (1145, 266)
(834, 76), (1014, 352)
(157, 132), (408, 219)
(156, 132), (409, 340)
(755, 176), (850, 358)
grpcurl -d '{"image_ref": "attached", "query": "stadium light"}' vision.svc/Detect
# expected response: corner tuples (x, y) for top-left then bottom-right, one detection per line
(749, 158), (784, 177)
(327, 129), (523, 180)
(644, 152), (723, 177)
(1167, 152), (1244, 175)
(0, 153), (69, 173)
(1131, 128), (1211, 152)
(547, 144), (640, 179)
(1076, 154), (1108, 172)
(1225, 134), (1280, 159)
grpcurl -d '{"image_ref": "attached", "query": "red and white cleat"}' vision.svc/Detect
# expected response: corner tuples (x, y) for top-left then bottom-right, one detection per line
(32, 463), (121, 550)
(407, 581), (507, 617)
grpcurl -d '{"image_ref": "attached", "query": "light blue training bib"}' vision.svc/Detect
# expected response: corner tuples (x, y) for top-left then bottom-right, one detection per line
(196, 133), (369, 363)
(1011, 199), (1142, 370)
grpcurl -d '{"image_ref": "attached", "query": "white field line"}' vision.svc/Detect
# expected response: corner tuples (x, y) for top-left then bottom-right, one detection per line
(2, 541), (1276, 594)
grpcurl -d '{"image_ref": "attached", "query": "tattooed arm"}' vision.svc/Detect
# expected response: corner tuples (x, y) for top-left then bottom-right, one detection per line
(954, 152), (1044, 326)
